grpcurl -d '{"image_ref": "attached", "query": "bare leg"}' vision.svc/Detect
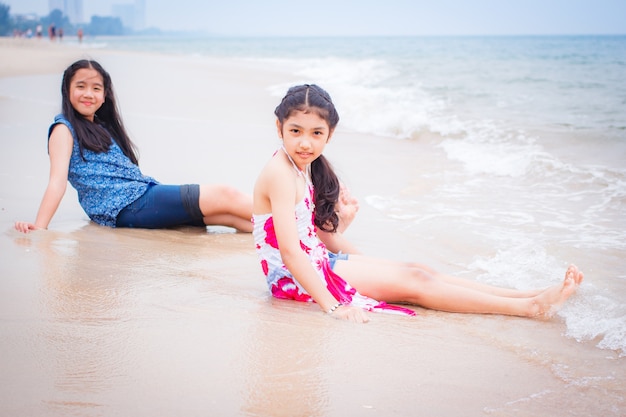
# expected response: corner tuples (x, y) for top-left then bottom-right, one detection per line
(334, 258), (583, 318)
(435, 268), (544, 298)
(199, 184), (253, 232)
(346, 258), (544, 298)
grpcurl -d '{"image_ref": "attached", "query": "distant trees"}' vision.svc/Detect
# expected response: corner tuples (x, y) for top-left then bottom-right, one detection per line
(40, 9), (72, 33)
(87, 15), (125, 36)
(0, 3), (10, 36)
(0, 1), (131, 37)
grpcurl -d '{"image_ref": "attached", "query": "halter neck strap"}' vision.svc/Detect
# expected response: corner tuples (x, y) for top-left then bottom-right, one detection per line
(281, 146), (311, 181)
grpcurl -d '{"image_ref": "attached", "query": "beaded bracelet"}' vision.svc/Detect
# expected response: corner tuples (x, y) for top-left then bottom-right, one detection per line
(327, 302), (343, 314)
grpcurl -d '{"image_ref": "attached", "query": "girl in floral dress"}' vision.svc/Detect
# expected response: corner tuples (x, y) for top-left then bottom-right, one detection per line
(252, 84), (583, 323)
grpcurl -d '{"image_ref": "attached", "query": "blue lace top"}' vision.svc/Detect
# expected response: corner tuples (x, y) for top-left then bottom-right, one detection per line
(50, 114), (157, 226)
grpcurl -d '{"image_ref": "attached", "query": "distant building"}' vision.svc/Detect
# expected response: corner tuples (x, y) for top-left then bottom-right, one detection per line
(48, 0), (63, 13)
(134, 0), (145, 31)
(48, 0), (84, 24)
(65, 0), (83, 24)
(112, 0), (146, 31)
(112, 3), (134, 29)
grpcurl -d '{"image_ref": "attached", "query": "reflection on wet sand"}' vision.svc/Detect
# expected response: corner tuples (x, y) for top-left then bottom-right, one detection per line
(16, 226), (144, 414)
(5, 224), (264, 416)
(240, 301), (333, 417)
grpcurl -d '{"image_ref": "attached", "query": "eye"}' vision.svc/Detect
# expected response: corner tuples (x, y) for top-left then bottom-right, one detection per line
(289, 128), (300, 134)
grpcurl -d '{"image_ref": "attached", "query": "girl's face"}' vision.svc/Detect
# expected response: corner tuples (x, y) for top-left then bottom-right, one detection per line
(277, 110), (333, 171)
(69, 68), (105, 121)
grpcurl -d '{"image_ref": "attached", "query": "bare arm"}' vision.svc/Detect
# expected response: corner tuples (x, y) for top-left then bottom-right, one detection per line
(317, 182), (361, 254)
(317, 229), (361, 255)
(14, 124), (73, 233)
(263, 164), (368, 323)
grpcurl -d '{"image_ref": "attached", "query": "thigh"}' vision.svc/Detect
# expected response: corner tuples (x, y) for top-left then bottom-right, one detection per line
(333, 255), (432, 302)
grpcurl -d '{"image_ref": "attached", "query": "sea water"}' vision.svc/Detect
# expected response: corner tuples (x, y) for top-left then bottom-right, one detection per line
(92, 35), (626, 356)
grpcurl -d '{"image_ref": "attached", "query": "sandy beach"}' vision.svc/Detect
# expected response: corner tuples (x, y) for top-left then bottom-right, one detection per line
(0, 37), (624, 417)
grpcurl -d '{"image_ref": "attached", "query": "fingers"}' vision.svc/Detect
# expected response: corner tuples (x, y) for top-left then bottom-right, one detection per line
(338, 183), (359, 207)
(332, 306), (370, 323)
(336, 185), (360, 233)
(14, 222), (37, 234)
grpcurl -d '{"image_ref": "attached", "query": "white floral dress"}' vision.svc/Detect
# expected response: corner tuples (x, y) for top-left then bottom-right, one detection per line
(252, 149), (415, 316)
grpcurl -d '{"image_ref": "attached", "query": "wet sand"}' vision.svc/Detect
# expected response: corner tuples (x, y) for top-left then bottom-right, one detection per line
(0, 38), (624, 416)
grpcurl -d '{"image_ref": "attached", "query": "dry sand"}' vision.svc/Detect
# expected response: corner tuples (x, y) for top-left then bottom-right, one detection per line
(0, 37), (623, 416)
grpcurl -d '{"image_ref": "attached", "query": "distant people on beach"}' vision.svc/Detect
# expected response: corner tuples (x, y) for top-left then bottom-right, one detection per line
(14, 60), (254, 233)
(77, 28), (83, 43)
(48, 24), (56, 41)
(58, 27), (63, 41)
(252, 84), (584, 323)
(36, 24), (43, 39)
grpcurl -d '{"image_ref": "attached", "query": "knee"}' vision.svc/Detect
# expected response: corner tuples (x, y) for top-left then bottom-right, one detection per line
(201, 184), (244, 203)
(219, 185), (242, 200)
(404, 263), (436, 284)
(392, 263), (438, 305)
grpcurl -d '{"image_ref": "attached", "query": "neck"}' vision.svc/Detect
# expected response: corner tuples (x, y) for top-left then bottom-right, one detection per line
(281, 146), (310, 178)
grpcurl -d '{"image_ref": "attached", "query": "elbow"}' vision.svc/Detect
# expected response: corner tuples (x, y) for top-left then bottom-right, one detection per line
(49, 179), (68, 194)
(280, 246), (305, 268)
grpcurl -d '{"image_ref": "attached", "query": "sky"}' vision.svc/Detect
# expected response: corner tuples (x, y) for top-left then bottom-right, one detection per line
(4, 0), (626, 36)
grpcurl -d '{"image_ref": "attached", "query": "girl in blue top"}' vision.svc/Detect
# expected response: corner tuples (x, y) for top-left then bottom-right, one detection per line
(14, 59), (254, 233)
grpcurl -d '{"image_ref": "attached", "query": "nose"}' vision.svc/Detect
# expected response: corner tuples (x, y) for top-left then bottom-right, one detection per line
(300, 134), (315, 148)
(299, 139), (312, 149)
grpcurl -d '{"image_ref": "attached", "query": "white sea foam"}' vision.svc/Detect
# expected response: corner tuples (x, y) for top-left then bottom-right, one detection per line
(439, 137), (540, 177)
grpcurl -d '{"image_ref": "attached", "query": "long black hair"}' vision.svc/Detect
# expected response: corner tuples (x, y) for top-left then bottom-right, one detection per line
(274, 84), (341, 233)
(61, 59), (139, 164)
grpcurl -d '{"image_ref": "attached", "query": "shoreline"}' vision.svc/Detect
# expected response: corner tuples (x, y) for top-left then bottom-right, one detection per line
(0, 37), (92, 77)
(0, 38), (624, 417)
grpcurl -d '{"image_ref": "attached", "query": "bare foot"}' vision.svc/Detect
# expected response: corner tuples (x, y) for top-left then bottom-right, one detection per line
(570, 263), (585, 286)
(336, 183), (359, 233)
(529, 264), (583, 318)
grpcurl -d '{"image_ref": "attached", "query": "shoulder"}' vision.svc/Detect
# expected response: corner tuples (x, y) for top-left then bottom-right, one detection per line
(254, 152), (298, 212)
(257, 153), (296, 191)
(49, 114), (76, 141)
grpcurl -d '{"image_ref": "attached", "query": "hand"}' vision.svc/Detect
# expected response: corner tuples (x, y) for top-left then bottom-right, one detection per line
(14, 221), (43, 234)
(336, 183), (359, 233)
(330, 305), (370, 323)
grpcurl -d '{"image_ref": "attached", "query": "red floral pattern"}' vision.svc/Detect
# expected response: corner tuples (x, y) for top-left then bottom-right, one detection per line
(252, 163), (415, 316)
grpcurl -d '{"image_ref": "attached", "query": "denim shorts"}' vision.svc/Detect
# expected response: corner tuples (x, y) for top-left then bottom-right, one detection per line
(116, 184), (205, 229)
(328, 251), (349, 269)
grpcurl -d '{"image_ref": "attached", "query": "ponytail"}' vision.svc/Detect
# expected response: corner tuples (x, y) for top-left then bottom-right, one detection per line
(311, 155), (340, 232)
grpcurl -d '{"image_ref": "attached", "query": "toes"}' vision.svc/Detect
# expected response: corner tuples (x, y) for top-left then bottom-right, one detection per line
(566, 264), (579, 280)
(576, 271), (584, 285)
(565, 264), (584, 286)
